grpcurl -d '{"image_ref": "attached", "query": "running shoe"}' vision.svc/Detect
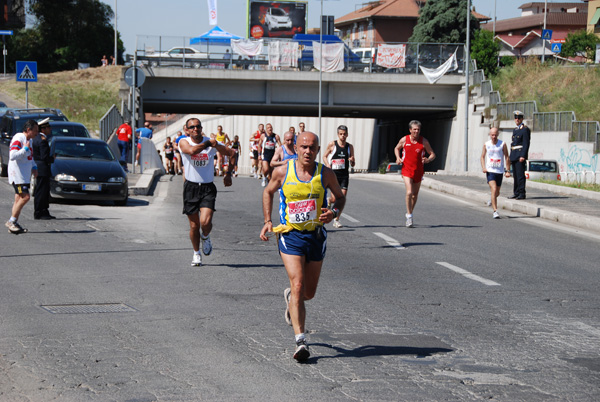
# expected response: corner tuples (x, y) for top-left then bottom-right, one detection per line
(284, 288), (292, 326)
(261, 179), (266, 187)
(486, 200), (492, 207)
(7, 221), (27, 234)
(293, 339), (310, 361)
(332, 219), (343, 228)
(5, 220), (11, 229)
(201, 234), (212, 256)
(191, 253), (202, 266)
(405, 216), (413, 228)
(493, 211), (500, 219)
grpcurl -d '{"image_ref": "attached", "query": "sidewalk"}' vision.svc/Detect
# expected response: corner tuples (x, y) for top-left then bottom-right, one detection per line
(353, 172), (600, 234)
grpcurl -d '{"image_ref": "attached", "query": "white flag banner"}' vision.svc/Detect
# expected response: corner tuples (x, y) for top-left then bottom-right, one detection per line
(312, 41), (344, 72)
(376, 44), (406, 68)
(419, 49), (458, 84)
(232, 39), (263, 57)
(268, 41), (300, 68)
(207, 0), (217, 26)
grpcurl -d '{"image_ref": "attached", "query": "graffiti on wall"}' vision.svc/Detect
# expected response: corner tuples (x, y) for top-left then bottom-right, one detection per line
(559, 145), (599, 173)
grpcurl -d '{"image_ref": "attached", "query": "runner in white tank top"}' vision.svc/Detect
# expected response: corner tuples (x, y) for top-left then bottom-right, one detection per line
(480, 127), (510, 219)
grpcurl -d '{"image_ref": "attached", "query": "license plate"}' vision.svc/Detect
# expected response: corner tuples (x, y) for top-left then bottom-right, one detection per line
(83, 184), (101, 191)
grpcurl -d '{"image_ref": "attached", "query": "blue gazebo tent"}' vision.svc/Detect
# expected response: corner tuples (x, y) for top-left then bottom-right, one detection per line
(190, 26), (242, 45)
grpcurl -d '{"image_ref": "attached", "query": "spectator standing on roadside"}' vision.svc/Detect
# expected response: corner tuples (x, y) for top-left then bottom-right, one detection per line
(32, 118), (55, 220)
(481, 127), (510, 219)
(508, 110), (530, 200)
(5, 120), (38, 234)
(323, 125), (355, 228)
(394, 120), (435, 228)
(117, 120), (132, 172)
(110, 55), (116, 65)
(101, 55), (108, 67)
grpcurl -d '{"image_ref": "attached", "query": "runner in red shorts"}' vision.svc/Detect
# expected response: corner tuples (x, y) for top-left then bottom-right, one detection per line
(394, 120), (436, 228)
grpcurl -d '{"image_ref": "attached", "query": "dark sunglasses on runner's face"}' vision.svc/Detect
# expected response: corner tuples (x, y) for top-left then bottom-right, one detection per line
(188, 124), (202, 130)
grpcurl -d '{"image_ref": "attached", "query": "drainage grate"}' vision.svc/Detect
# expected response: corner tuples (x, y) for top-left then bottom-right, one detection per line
(40, 303), (137, 314)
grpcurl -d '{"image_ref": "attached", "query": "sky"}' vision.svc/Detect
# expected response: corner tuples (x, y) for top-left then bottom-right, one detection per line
(99, 0), (587, 54)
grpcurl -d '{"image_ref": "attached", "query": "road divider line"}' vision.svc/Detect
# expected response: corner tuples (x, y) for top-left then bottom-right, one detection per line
(343, 213), (359, 223)
(373, 232), (405, 249)
(436, 262), (501, 286)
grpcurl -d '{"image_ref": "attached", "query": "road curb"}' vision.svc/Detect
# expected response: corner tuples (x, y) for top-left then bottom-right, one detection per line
(129, 168), (162, 196)
(352, 173), (600, 234)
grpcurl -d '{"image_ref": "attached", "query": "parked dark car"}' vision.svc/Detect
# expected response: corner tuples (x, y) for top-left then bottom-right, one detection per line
(0, 108), (68, 177)
(49, 137), (128, 206)
(47, 121), (92, 141)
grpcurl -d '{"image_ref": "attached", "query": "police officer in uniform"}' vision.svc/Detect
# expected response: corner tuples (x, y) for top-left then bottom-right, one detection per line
(508, 110), (530, 200)
(32, 118), (55, 219)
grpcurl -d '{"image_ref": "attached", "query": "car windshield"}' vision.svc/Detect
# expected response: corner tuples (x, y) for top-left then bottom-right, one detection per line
(529, 161), (557, 172)
(54, 141), (115, 161)
(271, 8), (286, 16)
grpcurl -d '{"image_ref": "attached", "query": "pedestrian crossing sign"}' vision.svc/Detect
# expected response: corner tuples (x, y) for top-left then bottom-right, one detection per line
(551, 43), (562, 53)
(542, 29), (553, 40)
(16, 61), (37, 82)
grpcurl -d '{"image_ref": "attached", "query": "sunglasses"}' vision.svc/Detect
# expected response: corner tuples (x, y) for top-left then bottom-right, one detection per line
(514, 115), (523, 119)
(187, 124), (202, 130)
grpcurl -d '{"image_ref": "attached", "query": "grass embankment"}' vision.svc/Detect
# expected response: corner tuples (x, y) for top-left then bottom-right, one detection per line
(491, 58), (600, 122)
(0, 66), (122, 134)
(533, 179), (600, 192)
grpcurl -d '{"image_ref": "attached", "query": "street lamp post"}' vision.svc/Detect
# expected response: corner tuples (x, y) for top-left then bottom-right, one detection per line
(542, 0), (548, 63)
(114, 0), (118, 65)
(464, 0), (471, 172)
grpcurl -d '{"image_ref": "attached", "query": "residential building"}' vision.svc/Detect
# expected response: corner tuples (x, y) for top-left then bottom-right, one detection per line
(586, 0), (600, 35)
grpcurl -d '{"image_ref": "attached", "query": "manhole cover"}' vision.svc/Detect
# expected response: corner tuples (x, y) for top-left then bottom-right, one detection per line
(40, 303), (137, 314)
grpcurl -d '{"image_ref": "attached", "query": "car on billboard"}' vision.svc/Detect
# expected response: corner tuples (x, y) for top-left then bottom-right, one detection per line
(265, 7), (293, 31)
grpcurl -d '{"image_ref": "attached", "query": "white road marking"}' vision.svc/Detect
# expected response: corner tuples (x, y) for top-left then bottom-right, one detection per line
(373, 232), (405, 249)
(342, 213), (359, 223)
(436, 262), (501, 286)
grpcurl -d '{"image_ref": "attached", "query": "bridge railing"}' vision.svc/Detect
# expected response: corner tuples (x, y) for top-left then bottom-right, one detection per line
(130, 35), (466, 75)
(496, 101), (538, 120)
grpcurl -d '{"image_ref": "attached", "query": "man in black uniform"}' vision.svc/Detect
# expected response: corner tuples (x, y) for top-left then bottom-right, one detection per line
(323, 125), (355, 228)
(508, 110), (530, 200)
(32, 118), (55, 219)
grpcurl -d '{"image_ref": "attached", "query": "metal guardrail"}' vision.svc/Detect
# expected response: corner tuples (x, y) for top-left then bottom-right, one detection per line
(497, 101), (538, 120)
(472, 70), (484, 86)
(99, 104), (123, 142)
(533, 111), (575, 132)
(489, 91), (501, 107)
(572, 121), (600, 153)
(481, 80), (493, 98)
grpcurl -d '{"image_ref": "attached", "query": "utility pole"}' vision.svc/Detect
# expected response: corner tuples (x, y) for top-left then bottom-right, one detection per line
(542, 0), (547, 63)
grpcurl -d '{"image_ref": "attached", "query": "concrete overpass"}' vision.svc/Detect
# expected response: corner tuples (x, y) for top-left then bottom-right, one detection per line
(121, 68), (477, 172)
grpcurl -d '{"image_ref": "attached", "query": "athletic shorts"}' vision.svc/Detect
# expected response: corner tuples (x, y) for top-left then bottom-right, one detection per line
(12, 183), (30, 195)
(334, 173), (349, 190)
(182, 181), (217, 215)
(401, 168), (424, 183)
(278, 227), (327, 263)
(165, 153), (174, 161)
(262, 151), (275, 163)
(486, 172), (503, 186)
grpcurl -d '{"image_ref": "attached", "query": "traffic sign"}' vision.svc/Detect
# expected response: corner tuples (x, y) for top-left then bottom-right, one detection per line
(0, 30), (13, 35)
(551, 43), (562, 53)
(124, 66), (145, 88)
(16, 61), (37, 82)
(542, 29), (553, 40)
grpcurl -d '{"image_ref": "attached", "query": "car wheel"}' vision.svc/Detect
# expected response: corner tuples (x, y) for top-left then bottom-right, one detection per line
(0, 154), (7, 177)
(192, 62), (201, 69)
(114, 194), (128, 206)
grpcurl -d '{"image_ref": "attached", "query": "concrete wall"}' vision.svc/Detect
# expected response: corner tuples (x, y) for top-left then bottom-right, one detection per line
(151, 114), (375, 174)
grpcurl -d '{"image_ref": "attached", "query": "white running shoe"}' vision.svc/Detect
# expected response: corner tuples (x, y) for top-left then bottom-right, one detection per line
(261, 179), (266, 187)
(201, 234), (212, 255)
(493, 211), (500, 219)
(284, 288), (292, 326)
(332, 219), (343, 228)
(293, 339), (310, 362)
(486, 200), (492, 207)
(191, 253), (202, 266)
(405, 216), (413, 228)
(7, 220), (27, 234)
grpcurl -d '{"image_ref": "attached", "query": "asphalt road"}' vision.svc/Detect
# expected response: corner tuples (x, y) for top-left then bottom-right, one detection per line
(1, 173), (599, 401)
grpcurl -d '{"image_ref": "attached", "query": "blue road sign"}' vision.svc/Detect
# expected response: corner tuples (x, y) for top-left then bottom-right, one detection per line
(542, 29), (553, 40)
(16, 61), (37, 82)
(0, 30), (13, 35)
(551, 43), (562, 53)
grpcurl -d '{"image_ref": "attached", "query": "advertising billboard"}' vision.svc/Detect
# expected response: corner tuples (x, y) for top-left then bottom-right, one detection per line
(248, 1), (307, 39)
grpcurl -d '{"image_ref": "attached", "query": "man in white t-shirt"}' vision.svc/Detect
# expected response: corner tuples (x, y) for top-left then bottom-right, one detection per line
(480, 127), (510, 219)
(179, 117), (237, 266)
(6, 119), (39, 234)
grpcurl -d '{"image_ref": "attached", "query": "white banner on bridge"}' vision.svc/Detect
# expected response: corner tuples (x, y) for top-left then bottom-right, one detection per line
(419, 49), (458, 84)
(232, 39), (263, 58)
(268, 41), (299, 68)
(376, 44), (406, 68)
(312, 41), (344, 72)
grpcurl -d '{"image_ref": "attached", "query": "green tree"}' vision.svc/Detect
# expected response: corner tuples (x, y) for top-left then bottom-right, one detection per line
(560, 30), (600, 61)
(409, 0), (480, 44)
(471, 29), (500, 76)
(7, 0), (123, 72)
